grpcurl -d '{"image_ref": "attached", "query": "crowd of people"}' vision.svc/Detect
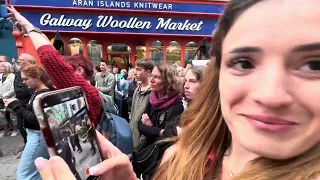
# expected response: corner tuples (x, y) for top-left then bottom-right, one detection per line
(1, 0), (320, 179)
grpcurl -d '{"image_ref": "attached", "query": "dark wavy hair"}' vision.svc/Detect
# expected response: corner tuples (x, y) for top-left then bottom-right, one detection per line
(155, 64), (183, 95)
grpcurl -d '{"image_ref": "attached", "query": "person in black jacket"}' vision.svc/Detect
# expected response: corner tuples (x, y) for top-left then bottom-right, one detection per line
(127, 68), (137, 113)
(57, 129), (81, 180)
(12, 53), (35, 155)
(138, 64), (184, 147)
(4, 65), (54, 180)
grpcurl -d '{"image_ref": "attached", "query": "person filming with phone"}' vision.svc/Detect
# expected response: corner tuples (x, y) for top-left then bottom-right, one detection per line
(3, 65), (54, 180)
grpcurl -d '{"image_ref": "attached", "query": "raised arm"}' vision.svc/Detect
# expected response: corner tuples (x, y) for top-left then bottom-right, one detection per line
(7, 6), (102, 126)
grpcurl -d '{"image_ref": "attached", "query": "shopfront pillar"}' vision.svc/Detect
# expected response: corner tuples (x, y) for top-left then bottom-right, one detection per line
(82, 38), (88, 57)
(145, 40), (151, 59)
(180, 44), (186, 67)
(130, 44), (136, 66)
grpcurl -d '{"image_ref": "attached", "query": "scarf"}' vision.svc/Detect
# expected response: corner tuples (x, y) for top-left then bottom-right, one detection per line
(150, 91), (182, 110)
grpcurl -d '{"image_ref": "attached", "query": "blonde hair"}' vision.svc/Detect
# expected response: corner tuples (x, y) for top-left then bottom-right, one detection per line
(0, 62), (14, 73)
(120, 69), (127, 75)
(153, 0), (320, 179)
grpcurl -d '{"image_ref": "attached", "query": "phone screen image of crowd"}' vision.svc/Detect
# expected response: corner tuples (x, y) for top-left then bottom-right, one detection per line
(44, 96), (102, 180)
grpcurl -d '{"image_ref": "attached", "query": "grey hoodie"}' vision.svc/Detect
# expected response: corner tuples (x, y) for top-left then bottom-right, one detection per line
(129, 85), (151, 151)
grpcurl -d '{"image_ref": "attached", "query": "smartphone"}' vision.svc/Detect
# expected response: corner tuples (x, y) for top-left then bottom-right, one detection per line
(33, 87), (103, 180)
(0, 5), (7, 18)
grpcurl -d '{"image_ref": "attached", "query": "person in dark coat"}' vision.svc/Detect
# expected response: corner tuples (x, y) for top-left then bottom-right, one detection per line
(138, 64), (184, 147)
(127, 68), (137, 113)
(13, 53), (35, 155)
(57, 129), (81, 180)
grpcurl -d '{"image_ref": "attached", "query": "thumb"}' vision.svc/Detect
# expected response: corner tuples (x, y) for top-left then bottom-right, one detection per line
(89, 154), (131, 176)
(34, 157), (55, 180)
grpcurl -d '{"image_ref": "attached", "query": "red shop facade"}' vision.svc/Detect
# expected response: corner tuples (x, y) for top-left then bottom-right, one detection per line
(7, 0), (226, 68)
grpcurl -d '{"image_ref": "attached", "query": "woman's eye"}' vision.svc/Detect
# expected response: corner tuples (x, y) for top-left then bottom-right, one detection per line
(300, 61), (320, 72)
(227, 59), (254, 70)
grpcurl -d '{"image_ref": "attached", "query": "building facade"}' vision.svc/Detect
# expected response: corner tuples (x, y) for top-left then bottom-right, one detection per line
(7, 0), (226, 68)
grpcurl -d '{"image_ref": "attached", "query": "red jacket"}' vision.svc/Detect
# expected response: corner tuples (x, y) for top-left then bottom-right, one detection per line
(37, 45), (102, 126)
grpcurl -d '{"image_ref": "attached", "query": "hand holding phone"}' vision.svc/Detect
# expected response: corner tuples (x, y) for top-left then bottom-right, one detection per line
(34, 131), (137, 180)
(7, 6), (30, 27)
(33, 87), (104, 180)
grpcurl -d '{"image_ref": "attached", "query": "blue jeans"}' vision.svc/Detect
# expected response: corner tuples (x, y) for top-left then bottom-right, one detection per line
(17, 129), (49, 180)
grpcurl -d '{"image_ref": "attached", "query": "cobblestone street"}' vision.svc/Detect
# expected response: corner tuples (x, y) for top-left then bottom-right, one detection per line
(0, 135), (23, 180)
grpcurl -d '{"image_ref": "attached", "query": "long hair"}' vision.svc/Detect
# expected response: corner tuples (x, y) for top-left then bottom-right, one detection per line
(153, 0), (320, 179)
(186, 66), (205, 82)
(21, 65), (55, 90)
(155, 64), (183, 95)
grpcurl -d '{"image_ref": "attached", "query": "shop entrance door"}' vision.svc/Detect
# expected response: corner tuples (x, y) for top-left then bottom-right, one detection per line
(107, 43), (131, 70)
(108, 53), (130, 70)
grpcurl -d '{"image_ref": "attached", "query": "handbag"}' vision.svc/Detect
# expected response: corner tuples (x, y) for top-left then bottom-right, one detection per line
(132, 141), (173, 180)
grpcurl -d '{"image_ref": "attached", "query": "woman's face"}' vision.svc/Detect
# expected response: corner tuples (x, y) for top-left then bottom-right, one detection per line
(178, 68), (185, 78)
(184, 71), (200, 100)
(219, 0), (320, 159)
(150, 67), (164, 93)
(0, 64), (6, 73)
(128, 70), (135, 80)
(113, 67), (119, 74)
(21, 72), (40, 89)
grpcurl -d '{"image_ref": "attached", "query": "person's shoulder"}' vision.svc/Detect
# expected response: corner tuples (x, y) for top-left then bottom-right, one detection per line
(171, 100), (184, 110)
(160, 143), (178, 165)
(108, 72), (115, 77)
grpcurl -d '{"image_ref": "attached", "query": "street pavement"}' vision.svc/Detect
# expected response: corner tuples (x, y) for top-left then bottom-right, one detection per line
(73, 141), (102, 179)
(0, 135), (23, 180)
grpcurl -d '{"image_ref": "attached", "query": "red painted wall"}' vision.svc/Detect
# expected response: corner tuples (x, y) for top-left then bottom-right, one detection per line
(11, 0), (223, 66)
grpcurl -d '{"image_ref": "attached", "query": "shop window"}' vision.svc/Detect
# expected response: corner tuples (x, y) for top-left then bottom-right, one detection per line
(150, 40), (164, 65)
(136, 42), (146, 60)
(185, 41), (198, 65)
(107, 42), (131, 70)
(50, 38), (55, 44)
(166, 41), (181, 65)
(68, 38), (83, 56)
(87, 40), (102, 67)
(199, 38), (210, 60)
(107, 42), (131, 53)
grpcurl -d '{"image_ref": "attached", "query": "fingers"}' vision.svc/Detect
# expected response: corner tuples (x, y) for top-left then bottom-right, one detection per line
(89, 154), (131, 176)
(95, 130), (122, 159)
(34, 157), (55, 180)
(6, 6), (16, 14)
(48, 156), (77, 180)
(6, 6), (13, 12)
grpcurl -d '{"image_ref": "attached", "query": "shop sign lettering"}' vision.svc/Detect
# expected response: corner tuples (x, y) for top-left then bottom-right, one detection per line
(74, 0), (174, 10)
(40, 13), (204, 31)
(8, 0), (225, 14)
(22, 12), (216, 35)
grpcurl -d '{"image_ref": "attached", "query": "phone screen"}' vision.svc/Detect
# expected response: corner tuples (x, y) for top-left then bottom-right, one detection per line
(42, 90), (102, 180)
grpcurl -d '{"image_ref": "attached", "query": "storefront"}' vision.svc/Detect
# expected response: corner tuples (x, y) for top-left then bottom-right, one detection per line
(7, 0), (226, 68)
